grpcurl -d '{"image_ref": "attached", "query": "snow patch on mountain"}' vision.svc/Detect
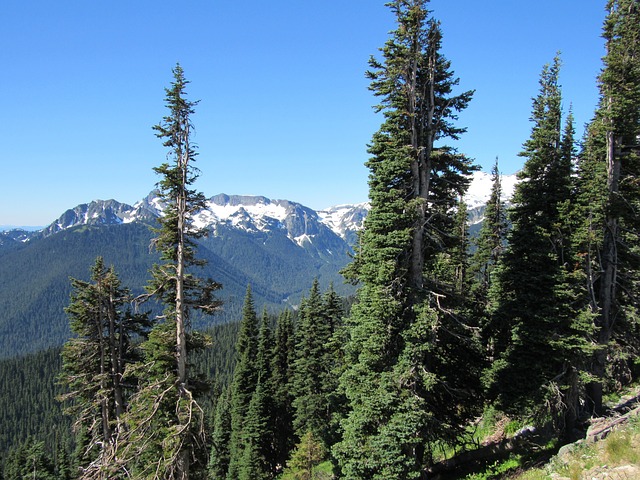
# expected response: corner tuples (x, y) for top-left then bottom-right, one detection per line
(190, 194), (331, 249)
(464, 171), (518, 210)
(318, 203), (369, 243)
(193, 195), (290, 234)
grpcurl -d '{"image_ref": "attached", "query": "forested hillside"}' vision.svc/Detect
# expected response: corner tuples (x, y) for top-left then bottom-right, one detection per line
(0, 321), (241, 477)
(0, 205), (355, 358)
(1, 0), (639, 479)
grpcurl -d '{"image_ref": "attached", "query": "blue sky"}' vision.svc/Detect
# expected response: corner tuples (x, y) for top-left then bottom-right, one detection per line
(1, 1), (605, 226)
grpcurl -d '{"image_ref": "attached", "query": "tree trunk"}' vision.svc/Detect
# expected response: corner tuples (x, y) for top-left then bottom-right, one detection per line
(108, 288), (125, 421)
(409, 34), (435, 293)
(590, 122), (621, 416)
(98, 282), (112, 445)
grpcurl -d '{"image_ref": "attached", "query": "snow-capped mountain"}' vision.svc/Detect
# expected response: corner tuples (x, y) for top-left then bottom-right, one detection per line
(39, 198), (158, 237)
(0, 193), (362, 357)
(465, 171), (518, 226)
(31, 192), (367, 254)
(5, 170), (517, 246)
(318, 203), (369, 245)
(194, 194), (329, 248)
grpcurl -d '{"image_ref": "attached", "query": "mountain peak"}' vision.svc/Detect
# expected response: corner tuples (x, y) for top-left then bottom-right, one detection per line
(10, 169), (518, 244)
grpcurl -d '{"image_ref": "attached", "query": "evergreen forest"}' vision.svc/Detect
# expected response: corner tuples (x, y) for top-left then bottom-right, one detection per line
(1, 1), (639, 479)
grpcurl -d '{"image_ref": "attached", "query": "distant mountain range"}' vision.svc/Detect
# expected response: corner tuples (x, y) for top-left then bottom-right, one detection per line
(0, 171), (517, 358)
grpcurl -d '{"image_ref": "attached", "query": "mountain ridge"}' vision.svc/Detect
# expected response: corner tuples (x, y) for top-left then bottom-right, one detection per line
(3, 171), (517, 241)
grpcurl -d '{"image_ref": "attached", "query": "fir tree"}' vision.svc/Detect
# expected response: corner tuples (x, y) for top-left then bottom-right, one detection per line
(3, 439), (56, 480)
(238, 380), (271, 480)
(469, 159), (508, 312)
(282, 431), (328, 480)
(209, 388), (232, 480)
(226, 286), (259, 480)
(291, 281), (345, 457)
(486, 56), (587, 431)
(320, 284), (347, 451)
(270, 310), (297, 473)
(292, 280), (334, 444)
(238, 310), (277, 479)
(452, 198), (470, 295)
(334, 1), (479, 477)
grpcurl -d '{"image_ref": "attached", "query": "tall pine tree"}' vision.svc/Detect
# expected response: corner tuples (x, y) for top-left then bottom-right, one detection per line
(335, 1), (479, 477)
(270, 309), (297, 473)
(292, 280), (335, 445)
(209, 387), (232, 480)
(237, 309), (276, 480)
(469, 159), (508, 321)
(116, 64), (221, 480)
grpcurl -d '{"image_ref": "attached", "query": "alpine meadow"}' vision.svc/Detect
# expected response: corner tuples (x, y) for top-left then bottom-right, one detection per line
(1, 1), (640, 479)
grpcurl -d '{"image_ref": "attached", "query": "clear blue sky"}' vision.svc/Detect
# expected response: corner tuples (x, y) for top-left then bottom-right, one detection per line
(1, 1), (605, 226)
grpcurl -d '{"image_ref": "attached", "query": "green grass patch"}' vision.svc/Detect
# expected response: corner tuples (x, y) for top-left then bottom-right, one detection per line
(463, 456), (522, 479)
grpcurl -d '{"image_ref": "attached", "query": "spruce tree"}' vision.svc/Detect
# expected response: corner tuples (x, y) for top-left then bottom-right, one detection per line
(290, 281), (345, 455)
(451, 198), (470, 295)
(320, 284), (346, 450)
(292, 280), (333, 444)
(282, 431), (328, 480)
(334, 1), (479, 477)
(116, 64), (221, 479)
(237, 310), (276, 479)
(3, 439), (56, 480)
(238, 381), (271, 480)
(209, 388), (232, 480)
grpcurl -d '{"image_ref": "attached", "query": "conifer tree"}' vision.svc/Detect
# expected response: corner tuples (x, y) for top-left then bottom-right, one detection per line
(485, 57), (586, 430)
(292, 280), (334, 444)
(237, 309), (276, 479)
(238, 379), (273, 480)
(209, 387), (232, 480)
(469, 159), (508, 311)
(3, 439), (56, 480)
(291, 281), (345, 455)
(59, 257), (149, 478)
(270, 310), (296, 472)
(116, 64), (221, 479)
(575, 0), (640, 414)
(429, 197), (472, 304)
(334, 1), (479, 477)
(320, 284), (346, 449)
(226, 286), (259, 480)
(282, 431), (328, 480)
